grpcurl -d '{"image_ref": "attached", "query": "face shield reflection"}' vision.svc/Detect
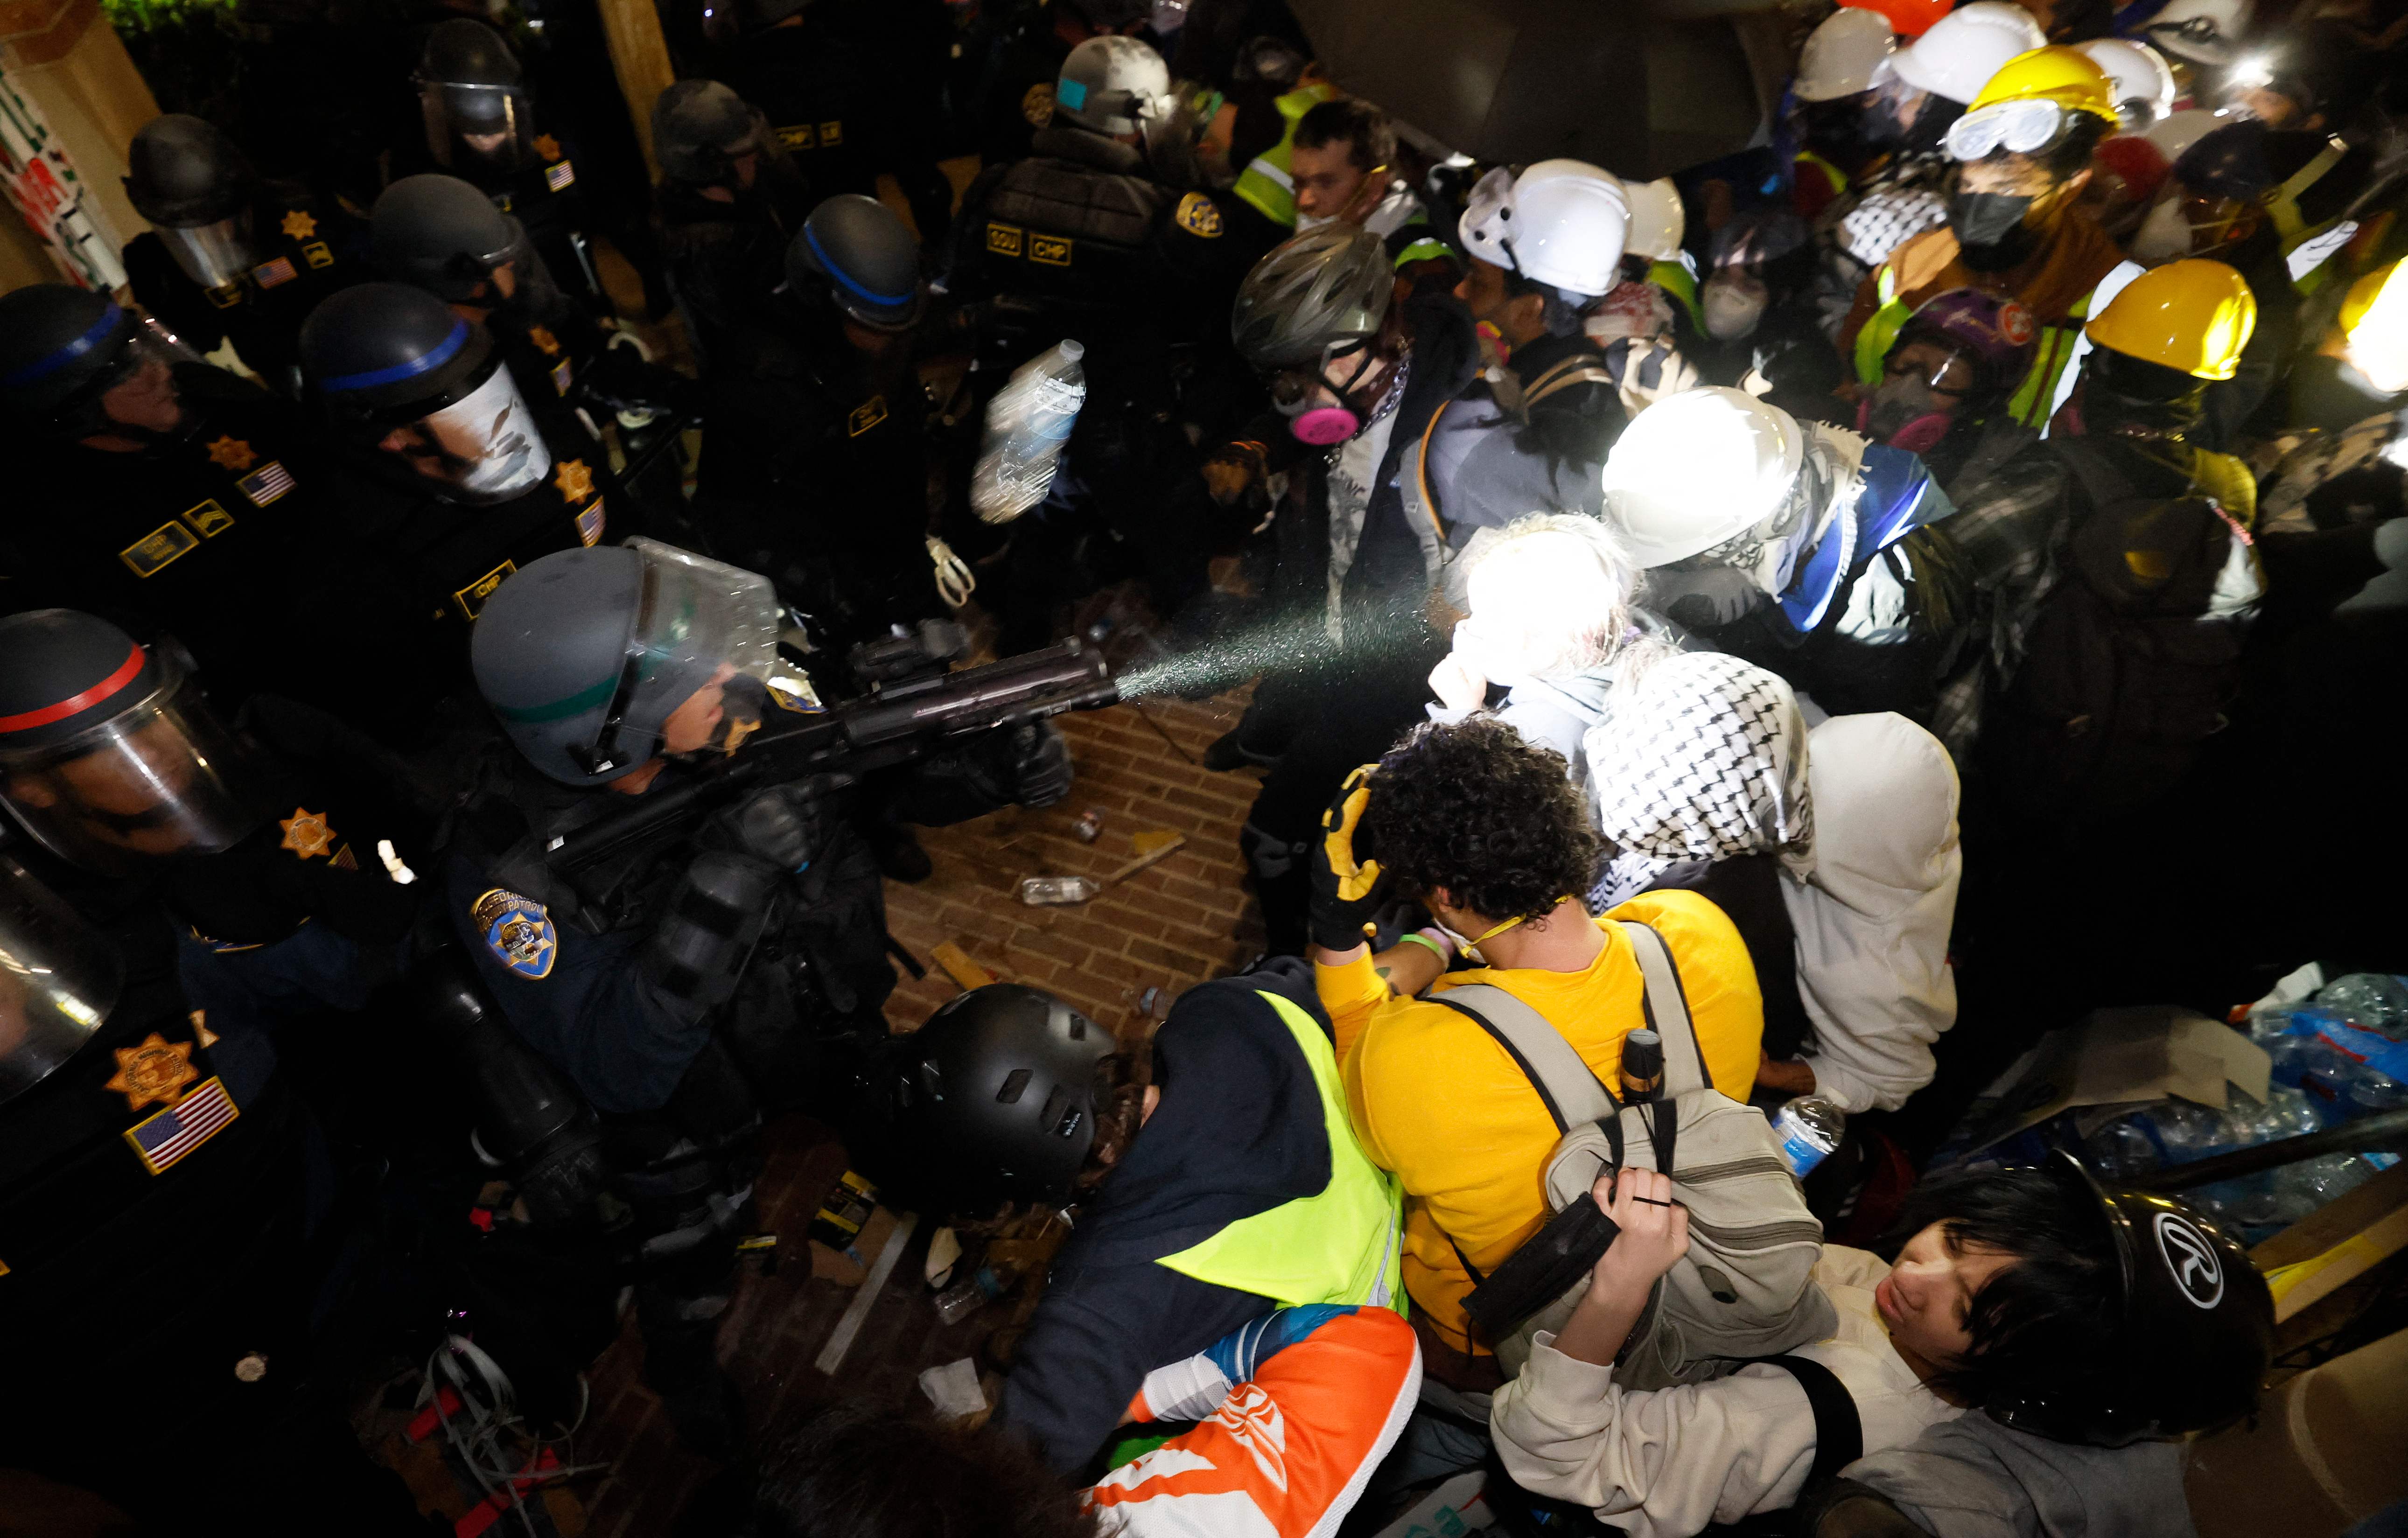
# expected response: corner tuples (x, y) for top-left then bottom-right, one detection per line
(376, 362), (550, 504)
(572, 539), (794, 774)
(157, 212), (257, 290)
(0, 662), (268, 875)
(0, 858), (124, 1105)
(421, 83), (538, 172)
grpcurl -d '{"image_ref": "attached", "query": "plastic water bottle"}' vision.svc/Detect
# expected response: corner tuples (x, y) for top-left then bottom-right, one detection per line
(971, 340), (1087, 524)
(2316, 973), (2408, 1040)
(1017, 875), (1098, 906)
(1772, 1095), (1845, 1179)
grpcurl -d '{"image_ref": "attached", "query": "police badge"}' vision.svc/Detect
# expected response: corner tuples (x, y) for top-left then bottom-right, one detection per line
(472, 888), (558, 979)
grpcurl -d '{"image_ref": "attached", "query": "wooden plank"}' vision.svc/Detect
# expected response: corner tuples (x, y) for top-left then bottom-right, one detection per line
(813, 1211), (919, 1376)
(2250, 1161), (2408, 1323)
(932, 942), (995, 991)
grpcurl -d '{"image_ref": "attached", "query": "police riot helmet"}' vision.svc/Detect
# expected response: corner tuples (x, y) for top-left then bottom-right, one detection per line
(471, 539), (797, 785)
(1984, 1152), (2274, 1447)
(651, 80), (772, 187)
(0, 611), (269, 875)
(1054, 35), (1172, 137)
(300, 282), (551, 503)
(414, 19), (538, 173)
(0, 287), (198, 440)
(0, 857), (123, 1107)
(371, 173), (532, 305)
(125, 114), (259, 291)
(1231, 222), (1395, 374)
(889, 985), (1119, 1212)
(787, 194), (925, 331)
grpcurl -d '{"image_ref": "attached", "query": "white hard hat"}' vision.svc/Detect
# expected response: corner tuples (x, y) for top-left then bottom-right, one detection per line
(2135, 0), (2253, 65)
(1617, 176), (1686, 262)
(1457, 159), (1629, 300)
(1880, 1), (2046, 105)
(1796, 7), (1897, 103)
(2079, 38), (2177, 127)
(2142, 105), (2225, 161)
(1601, 386), (1806, 568)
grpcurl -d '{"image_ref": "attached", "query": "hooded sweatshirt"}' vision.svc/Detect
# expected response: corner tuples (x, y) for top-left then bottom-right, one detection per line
(1785, 713), (1962, 1114)
(996, 964), (1344, 1475)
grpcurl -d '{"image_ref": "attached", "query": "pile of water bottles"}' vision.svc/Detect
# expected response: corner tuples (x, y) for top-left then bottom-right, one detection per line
(2081, 972), (2408, 1241)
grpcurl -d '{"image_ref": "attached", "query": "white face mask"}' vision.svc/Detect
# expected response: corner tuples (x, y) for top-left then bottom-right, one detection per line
(1295, 210), (1335, 233)
(2130, 195), (2198, 264)
(1702, 272), (1768, 340)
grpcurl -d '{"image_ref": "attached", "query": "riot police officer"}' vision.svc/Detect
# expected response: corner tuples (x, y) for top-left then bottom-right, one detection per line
(694, 194), (946, 653)
(297, 282), (611, 735)
(119, 114), (371, 397)
(435, 540), (1071, 1450)
(406, 18), (609, 316)
(970, 0), (1149, 169)
(651, 79), (812, 365)
(0, 285), (365, 717)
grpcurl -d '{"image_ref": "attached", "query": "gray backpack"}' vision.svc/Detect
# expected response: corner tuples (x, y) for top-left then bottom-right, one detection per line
(1435, 919), (1834, 1388)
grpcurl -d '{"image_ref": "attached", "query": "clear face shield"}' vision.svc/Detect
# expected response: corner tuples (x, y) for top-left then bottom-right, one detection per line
(156, 210), (258, 290)
(0, 658), (268, 876)
(421, 82), (539, 173)
(567, 538), (803, 777)
(52, 313), (203, 442)
(374, 357), (551, 504)
(0, 857), (124, 1106)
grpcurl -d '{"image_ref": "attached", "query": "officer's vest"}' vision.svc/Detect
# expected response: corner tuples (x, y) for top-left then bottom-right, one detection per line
(982, 154), (1174, 306)
(1232, 82), (1342, 230)
(1155, 991), (1405, 1312)
(1853, 259), (2138, 429)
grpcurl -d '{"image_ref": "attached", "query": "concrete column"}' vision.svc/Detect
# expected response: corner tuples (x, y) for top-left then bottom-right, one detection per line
(1, 0), (157, 291)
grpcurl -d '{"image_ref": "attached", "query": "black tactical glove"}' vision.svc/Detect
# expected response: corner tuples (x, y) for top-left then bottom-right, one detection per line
(1308, 765), (1391, 952)
(707, 775), (846, 873)
(1008, 723), (1074, 809)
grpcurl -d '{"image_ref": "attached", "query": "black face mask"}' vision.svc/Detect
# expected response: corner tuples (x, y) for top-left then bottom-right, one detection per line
(1950, 191), (2037, 271)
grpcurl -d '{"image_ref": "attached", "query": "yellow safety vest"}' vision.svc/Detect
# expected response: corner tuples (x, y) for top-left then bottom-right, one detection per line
(1853, 264), (2115, 430)
(1651, 257), (1701, 332)
(1232, 83), (1342, 231)
(1156, 991), (1406, 1313)
(1796, 149), (1848, 202)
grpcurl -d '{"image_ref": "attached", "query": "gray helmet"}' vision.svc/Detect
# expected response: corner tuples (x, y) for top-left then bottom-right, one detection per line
(1054, 35), (1171, 136)
(371, 173), (523, 303)
(472, 539), (787, 785)
(124, 114), (254, 227)
(888, 984), (1118, 1213)
(1231, 222), (1394, 373)
(651, 79), (770, 187)
(787, 194), (924, 330)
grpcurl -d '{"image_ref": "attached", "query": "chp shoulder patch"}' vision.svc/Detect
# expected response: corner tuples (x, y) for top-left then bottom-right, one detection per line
(1175, 192), (1224, 239)
(473, 888), (558, 979)
(1021, 82), (1055, 128)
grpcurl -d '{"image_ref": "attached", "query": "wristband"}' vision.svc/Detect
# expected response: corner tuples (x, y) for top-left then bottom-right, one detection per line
(1402, 927), (1457, 964)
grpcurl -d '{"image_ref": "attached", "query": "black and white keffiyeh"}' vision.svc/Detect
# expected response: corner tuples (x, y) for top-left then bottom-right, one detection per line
(1582, 651), (1813, 909)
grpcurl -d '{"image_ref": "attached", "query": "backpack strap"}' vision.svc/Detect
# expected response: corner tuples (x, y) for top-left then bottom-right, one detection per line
(1519, 355), (1619, 409)
(1757, 1355), (1865, 1491)
(1612, 921), (1711, 1094)
(1429, 984), (1617, 1133)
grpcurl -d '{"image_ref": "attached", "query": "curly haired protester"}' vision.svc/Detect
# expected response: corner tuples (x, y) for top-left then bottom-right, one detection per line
(1307, 716), (1763, 1376)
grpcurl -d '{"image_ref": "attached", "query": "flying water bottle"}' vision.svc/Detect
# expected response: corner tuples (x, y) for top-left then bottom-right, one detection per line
(971, 340), (1087, 524)
(1772, 1094), (1846, 1180)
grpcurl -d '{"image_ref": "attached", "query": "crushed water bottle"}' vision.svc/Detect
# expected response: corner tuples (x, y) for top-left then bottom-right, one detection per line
(1018, 875), (1098, 906)
(1772, 1095), (1845, 1179)
(971, 340), (1087, 524)
(2315, 973), (2408, 1039)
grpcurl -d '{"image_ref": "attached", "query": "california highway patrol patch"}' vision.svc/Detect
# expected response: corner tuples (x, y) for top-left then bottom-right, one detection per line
(473, 888), (558, 979)
(1175, 192), (1223, 238)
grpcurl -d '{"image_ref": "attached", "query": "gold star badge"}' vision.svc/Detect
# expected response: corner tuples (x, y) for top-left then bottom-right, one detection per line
(279, 806), (337, 860)
(534, 133), (561, 162)
(280, 209), (317, 241)
(205, 436), (257, 473)
(553, 458), (594, 503)
(106, 1033), (199, 1112)
(528, 325), (560, 357)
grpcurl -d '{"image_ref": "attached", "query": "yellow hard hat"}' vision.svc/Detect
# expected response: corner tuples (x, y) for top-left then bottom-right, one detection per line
(2084, 259), (2258, 380)
(2340, 258), (2406, 338)
(1964, 45), (2119, 124)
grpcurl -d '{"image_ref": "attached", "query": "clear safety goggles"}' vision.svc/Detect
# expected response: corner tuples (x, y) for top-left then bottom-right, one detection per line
(0, 657), (267, 876)
(1883, 343), (1978, 396)
(1945, 99), (2072, 163)
(156, 214), (257, 291)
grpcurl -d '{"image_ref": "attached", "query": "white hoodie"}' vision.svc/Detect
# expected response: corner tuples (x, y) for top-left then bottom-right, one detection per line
(1784, 713), (1962, 1114)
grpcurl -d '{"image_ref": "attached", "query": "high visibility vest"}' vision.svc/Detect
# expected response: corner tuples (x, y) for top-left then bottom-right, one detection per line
(1650, 256), (1702, 332)
(1853, 261), (2132, 430)
(1232, 83), (1342, 230)
(1796, 149), (1848, 200)
(1155, 991), (1406, 1313)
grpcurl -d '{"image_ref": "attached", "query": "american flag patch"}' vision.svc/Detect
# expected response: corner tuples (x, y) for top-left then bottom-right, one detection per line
(124, 1076), (239, 1174)
(238, 460), (296, 506)
(576, 498), (605, 546)
(251, 256), (298, 288)
(545, 160), (575, 191)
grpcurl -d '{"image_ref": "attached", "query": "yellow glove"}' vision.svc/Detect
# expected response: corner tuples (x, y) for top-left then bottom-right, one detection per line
(1310, 764), (1390, 951)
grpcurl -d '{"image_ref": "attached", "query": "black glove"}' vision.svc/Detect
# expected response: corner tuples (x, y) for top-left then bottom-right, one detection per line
(707, 776), (844, 872)
(1008, 723), (1074, 809)
(1308, 765), (1391, 952)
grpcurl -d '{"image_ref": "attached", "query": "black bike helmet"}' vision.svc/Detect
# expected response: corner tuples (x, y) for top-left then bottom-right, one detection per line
(889, 985), (1117, 1212)
(1230, 222), (1393, 373)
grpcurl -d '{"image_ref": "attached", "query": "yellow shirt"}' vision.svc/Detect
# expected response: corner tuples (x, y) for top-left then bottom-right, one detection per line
(1319, 890), (1764, 1353)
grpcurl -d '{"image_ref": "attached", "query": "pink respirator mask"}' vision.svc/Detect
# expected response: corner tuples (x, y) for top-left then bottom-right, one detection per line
(1856, 397), (1953, 455)
(1273, 344), (1381, 446)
